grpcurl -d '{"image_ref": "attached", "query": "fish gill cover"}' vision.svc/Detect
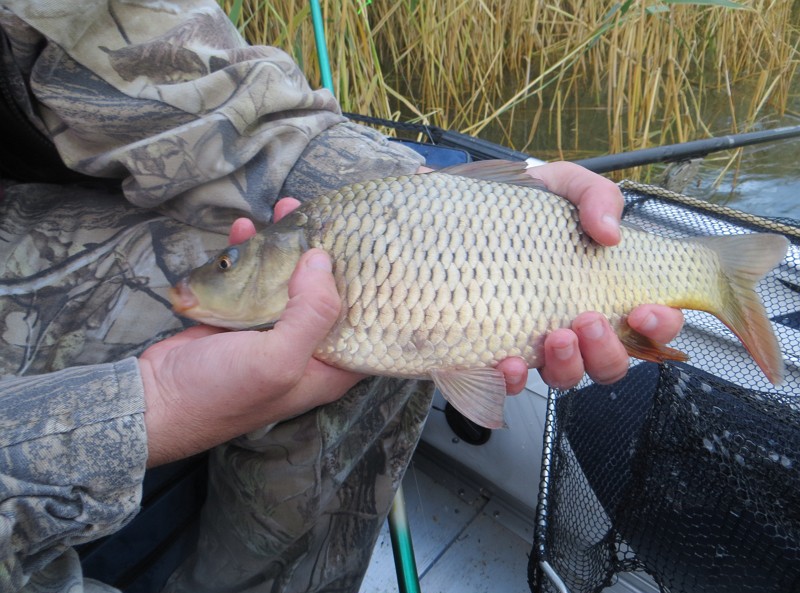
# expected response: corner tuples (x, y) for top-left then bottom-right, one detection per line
(530, 182), (800, 593)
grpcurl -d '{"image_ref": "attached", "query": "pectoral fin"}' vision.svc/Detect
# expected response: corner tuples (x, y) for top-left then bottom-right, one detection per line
(430, 367), (508, 429)
(619, 321), (689, 363)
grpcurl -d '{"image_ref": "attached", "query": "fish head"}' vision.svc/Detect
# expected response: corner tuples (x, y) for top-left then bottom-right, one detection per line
(170, 230), (304, 330)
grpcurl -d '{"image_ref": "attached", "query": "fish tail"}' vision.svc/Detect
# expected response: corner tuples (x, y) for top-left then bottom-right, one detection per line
(699, 233), (789, 384)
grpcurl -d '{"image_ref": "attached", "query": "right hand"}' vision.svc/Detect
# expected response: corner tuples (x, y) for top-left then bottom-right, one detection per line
(139, 241), (364, 468)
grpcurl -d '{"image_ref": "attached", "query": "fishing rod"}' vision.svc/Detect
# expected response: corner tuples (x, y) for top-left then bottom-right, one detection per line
(573, 124), (800, 173)
(345, 113), (800, 174)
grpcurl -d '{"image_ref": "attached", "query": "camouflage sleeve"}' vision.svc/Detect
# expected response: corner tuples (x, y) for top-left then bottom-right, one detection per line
(1, 1), (424, 233)
(0, 358), (148, 592)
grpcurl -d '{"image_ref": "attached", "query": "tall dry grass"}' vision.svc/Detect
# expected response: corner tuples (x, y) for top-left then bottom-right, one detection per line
(220, 1), (800, 178)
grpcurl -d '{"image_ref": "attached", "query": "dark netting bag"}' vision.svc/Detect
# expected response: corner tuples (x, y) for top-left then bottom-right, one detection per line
(529, 182), (800, 593)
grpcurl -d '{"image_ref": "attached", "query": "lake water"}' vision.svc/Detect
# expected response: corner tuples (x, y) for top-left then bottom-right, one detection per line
(687, 123), (800, 220)
(481, 85), (800, 221)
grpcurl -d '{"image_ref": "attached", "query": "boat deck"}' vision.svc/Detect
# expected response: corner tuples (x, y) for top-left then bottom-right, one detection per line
(360, 442), (534, 592)
(359, 384), (660, 593)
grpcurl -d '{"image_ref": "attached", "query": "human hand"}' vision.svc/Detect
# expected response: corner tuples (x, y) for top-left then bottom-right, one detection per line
(527, 161), (684, 389)
(416, 161), (684, 390)
(139, 229), (363, 467)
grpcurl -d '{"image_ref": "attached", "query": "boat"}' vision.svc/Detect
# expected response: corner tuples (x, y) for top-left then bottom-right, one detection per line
(75, 116), (800, 593)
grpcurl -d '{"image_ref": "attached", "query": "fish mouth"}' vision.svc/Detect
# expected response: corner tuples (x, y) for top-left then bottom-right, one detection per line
(169, 279), (199, 314)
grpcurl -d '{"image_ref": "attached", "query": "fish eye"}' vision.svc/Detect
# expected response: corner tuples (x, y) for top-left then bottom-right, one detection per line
(216, 248), (239, 272)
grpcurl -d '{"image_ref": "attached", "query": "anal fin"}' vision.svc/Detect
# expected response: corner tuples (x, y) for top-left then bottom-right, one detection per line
(430, 367), (508, 430)
(619, 321), (689, 363)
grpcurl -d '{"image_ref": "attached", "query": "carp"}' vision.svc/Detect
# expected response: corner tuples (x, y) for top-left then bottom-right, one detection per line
(170, 160), (788, 428)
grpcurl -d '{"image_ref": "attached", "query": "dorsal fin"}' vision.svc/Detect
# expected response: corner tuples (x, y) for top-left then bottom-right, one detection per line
(434, 159), (548, 191)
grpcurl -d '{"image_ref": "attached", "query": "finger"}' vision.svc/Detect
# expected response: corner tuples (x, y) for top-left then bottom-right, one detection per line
(539, 329), (585, 390)
(274, 197), (302, 222)
(527, 161), (623, 246)
(572, 312), (629, 384)
(496, 357), (528, 395)
(627, 305), (685, 344)
(228, 218), (257, 244)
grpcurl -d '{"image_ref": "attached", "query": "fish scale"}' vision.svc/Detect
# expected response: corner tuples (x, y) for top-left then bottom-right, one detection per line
(171, 160), (787, 429)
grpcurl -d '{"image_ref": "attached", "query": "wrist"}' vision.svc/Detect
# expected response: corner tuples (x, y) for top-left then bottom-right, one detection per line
(138, 357), (175, 467)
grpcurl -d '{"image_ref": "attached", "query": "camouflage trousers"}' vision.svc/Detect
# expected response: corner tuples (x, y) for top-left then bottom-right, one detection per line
(0, 179), (433, 592)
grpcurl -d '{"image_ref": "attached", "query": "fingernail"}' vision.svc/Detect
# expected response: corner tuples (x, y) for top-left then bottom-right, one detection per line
(553, 341), (575, 361)
(639, 312), (658, 332)
(306, 252), (332, 272)
(506, 371), (524, 387)
(579, 317), (605, 340)
(602, 213), (620, 235)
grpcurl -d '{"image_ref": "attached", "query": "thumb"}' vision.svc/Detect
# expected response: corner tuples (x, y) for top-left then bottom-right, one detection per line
(269, 249), (341, 360)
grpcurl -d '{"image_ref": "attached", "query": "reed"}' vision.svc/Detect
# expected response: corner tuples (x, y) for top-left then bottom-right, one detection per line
(220, 0), (800, 179)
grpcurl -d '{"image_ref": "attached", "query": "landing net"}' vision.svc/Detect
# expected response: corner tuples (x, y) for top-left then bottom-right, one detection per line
(529, 182), (800, 593)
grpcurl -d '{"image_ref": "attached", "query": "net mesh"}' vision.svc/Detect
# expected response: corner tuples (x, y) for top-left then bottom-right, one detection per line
(529, 182), (800, 593)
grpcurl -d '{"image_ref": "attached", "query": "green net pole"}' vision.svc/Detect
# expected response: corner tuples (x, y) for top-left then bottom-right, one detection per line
(308, 0), (334, 93)
(307, 5), (419, 591)
(388, 483), (422, 593)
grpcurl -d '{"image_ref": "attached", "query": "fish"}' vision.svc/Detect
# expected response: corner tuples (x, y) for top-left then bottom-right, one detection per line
(169, 160), (788, 429)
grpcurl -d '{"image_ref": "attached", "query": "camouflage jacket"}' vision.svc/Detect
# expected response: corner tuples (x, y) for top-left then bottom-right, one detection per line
(0, 2), (424, 592)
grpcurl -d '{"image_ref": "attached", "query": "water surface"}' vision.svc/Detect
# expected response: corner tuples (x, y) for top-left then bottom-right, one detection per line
(481, 82), (800, 220)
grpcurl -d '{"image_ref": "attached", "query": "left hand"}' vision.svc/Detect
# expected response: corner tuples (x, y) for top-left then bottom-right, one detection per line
(140, 243), (362, 467)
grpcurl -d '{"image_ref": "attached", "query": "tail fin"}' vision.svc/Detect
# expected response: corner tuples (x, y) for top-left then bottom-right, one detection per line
(698, 233), (789, 384)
